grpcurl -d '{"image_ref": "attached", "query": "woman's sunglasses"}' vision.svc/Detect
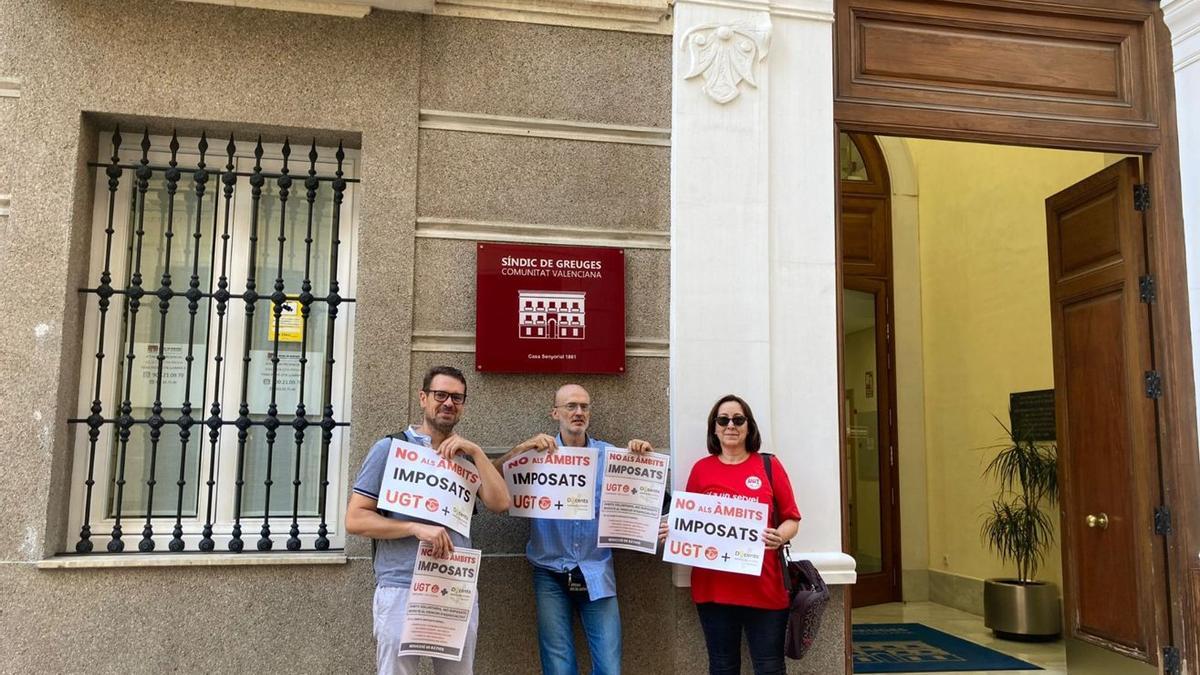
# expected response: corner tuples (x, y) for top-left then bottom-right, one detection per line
(715, 415), (747, 428)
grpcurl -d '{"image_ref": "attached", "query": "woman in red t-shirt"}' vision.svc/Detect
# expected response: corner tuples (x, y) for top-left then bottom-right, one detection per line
(685, 394), (801, 675)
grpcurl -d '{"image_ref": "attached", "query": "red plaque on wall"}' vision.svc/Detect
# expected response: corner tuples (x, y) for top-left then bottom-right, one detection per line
(475, 242), (625, 373)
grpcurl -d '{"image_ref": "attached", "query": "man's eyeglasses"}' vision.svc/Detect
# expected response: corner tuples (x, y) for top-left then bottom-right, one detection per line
(555, 402), (591, 413)
(426, 389), (466, 405)
(715, 415), (747, 428)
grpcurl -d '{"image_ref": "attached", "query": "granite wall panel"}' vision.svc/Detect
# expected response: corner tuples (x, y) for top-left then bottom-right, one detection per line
(417, 130), (670, 231)
(420, 15), (671, 128)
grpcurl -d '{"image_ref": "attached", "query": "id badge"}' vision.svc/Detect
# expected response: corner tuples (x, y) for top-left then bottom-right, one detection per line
(567, 569), (589, 599)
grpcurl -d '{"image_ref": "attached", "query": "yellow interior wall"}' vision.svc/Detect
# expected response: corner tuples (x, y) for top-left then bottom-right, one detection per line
(904, 139), (1108, 587)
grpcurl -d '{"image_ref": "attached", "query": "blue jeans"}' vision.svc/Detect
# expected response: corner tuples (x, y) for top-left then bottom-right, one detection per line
(531, 565), (622, 675)
(695, 602), (788, 675)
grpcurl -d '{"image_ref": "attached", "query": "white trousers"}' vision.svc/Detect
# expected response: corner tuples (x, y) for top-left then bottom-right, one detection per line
(373, 585), (480, 675)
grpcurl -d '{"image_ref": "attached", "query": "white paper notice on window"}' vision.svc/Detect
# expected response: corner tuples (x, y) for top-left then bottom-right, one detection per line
(130, 342), (192, 407)
(376, 438), (481, 537)
(246, 350), (322, 413)
(662, 491), (768, 576)
(597, 449), (670, 554)
(399, 543), (481, 661)
(502, 447), (598, 520)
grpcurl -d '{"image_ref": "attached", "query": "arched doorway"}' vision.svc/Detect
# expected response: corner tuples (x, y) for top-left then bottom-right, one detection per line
(840, 132), (902, 607)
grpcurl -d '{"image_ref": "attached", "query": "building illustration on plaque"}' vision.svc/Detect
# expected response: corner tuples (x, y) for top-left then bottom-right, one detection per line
(518, 290), (586, 340)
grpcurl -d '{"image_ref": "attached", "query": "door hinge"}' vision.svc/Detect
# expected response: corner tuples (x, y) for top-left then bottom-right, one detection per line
(1154, 506), (1173, 535)
(1145, 371), (1163, 399)
(1139, 275), (1157, 303)
(1163, 645), (1181, 675)
(1134, 183), (1151, 212)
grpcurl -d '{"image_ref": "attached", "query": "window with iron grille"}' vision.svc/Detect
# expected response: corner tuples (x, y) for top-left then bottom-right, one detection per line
(67, 129), (358, 554)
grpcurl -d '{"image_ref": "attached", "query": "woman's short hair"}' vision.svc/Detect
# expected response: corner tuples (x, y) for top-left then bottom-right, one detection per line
(706, 394), (762, 454)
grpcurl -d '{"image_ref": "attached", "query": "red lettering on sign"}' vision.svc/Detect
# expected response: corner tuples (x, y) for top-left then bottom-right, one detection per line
(668, 540), (703, 558)
(674, 497), (695, 511)
(513, 495), (537, 510)
(384, 489), (424, 509)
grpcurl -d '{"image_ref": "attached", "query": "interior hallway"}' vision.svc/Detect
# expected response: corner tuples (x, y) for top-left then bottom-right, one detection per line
(853, 602), (1067, 675)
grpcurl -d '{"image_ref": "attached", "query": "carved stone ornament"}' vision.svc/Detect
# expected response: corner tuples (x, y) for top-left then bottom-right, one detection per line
(681, 22), (771, 104)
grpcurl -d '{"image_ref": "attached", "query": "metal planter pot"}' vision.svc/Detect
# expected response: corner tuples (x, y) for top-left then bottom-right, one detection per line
(983, 579), (1062, 640)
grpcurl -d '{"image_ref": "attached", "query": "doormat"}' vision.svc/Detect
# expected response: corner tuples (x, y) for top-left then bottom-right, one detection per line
(853, 623), (1043, 673)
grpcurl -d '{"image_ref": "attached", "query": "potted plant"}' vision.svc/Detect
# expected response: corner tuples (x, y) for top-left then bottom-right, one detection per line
(980, 417), (1062, 640)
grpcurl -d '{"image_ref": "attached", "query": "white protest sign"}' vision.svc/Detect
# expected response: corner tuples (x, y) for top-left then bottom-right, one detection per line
(597, 450), (670, 553)
(502, 447), (598, 519)
(377, 438), (481, 537)
(399, 543), (481, 661)
(662, 490), (768, 575)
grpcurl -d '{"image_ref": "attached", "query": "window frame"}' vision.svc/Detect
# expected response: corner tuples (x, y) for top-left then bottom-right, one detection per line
(65, 133), (360, 554)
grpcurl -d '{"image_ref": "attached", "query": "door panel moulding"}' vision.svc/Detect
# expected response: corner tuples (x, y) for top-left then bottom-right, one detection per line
(176, 0), (673, 32)
(415, 217), (670, 250)
(419, 110), (671, 147)
(410, 330), (669, 357)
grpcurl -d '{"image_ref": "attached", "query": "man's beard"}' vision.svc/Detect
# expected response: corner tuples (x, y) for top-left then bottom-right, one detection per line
(427, 411), (457, 434)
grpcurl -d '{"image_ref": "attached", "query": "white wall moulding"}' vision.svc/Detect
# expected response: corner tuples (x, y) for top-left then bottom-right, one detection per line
(679, 0), (832, 22)
(0, 76), (20, 98)
(36, 552), (349, 569)
(1165, 0), (1200, 71)
(415, 217), (670, 250)
(681, 22), (771, 103)
(419, 110), (671, 147)
(410, 330), (669, 357)
(671, 551), (857, 587)
(0, 194), (11, 218)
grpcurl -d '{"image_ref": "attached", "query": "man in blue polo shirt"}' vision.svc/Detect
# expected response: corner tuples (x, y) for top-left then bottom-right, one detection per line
(496, 384), (654, 675)
(346, 365), (511, 675)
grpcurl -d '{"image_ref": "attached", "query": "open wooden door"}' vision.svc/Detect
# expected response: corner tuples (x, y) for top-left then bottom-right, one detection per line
(1046, 158), (1172, 667)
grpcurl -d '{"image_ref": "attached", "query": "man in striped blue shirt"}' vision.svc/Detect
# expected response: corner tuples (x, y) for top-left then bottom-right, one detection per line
(495, 384), (654, 675)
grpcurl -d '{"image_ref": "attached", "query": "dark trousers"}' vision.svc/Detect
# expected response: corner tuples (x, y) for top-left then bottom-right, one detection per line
(695, 602), (789, 675)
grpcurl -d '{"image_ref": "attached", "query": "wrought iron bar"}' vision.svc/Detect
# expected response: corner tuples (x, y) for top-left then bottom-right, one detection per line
(200, 137), (237, 552)
(76, 287), (353, 304)
(288, 141), (320, 551)
(75, 128), (124, 553)
(170, 133), (210, 552)
(315, 142), (346, 551)
(86, 162), (360, 183)
(138, 132), (184, 552)
(258, 139), (294, 551)
(229, 139), (266, 552)
(108, 130), (154, 553)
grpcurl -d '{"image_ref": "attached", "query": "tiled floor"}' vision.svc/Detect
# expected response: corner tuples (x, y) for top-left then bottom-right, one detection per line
(852, 601), (1067, 675)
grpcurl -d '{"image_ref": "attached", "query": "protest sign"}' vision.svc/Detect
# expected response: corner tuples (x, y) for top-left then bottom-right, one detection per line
(662, 491), (768, 575)
(377, 438), (481, 537)
(502, 447), (598, 519)
(399, 543), (481, 661)
(597, 449), (670, 553)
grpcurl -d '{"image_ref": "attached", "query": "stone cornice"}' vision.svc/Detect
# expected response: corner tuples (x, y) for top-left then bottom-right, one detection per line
(178, 0), (673, 33)
(1164, 0), (1200, 70)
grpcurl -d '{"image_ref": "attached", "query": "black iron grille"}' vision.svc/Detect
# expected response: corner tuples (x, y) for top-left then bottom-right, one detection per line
(69, 129), (357, 554)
